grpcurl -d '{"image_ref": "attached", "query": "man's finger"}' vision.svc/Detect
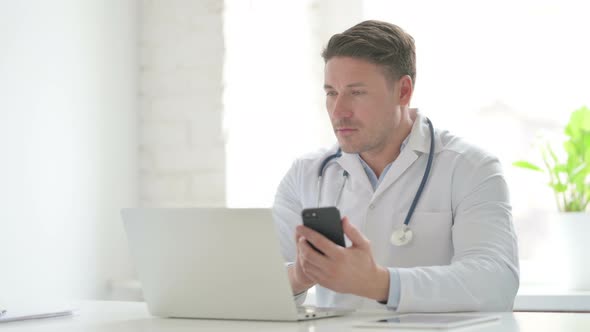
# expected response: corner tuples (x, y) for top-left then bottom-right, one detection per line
(295, 226), (305, 243)
(342, 217), (369, 248)
(298, 237), (329, 268)
(297, 225), (341, 257)
(297, 253), (329, 283)
(300, 262), (322, 282)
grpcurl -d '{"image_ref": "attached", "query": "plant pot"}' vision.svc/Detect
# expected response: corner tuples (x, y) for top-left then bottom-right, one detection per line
(554, 212), (590, 290)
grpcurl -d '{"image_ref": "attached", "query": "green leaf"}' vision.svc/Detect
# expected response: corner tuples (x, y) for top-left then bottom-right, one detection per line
(571, 162), (587, 178)
(583, 135), (590, 160)
(565, 201), (580, 212)
(576, 106), (590, 131)
(551, 183), (567, 193)
(566, 106), (590, 139)
(554, 164), (568, 173)
(512, 161), (543, 171)
(546, 144), (559, 164)
(564, 140), (578, 158)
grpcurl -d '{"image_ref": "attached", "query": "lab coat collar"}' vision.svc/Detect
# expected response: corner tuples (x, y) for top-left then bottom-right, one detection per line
(332, 109), (442, 196)
(336, 150), (373, 193)
(406, 109), (443, 155)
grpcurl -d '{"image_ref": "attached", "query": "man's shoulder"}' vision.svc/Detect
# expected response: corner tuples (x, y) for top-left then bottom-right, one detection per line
(438, 129), (499, 166)
(282, 145), (341, 181)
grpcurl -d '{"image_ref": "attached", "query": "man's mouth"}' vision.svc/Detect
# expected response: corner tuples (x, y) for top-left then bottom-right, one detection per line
(335, 128), (358, 135)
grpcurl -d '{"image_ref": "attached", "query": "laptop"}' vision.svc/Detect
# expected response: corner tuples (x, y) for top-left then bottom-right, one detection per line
(121, 208), (352, 321)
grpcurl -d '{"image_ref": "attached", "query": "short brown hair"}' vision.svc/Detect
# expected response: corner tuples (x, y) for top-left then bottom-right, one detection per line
(322, 20), (416, 85)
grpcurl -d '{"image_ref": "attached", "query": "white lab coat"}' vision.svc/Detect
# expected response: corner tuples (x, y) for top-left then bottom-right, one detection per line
(272, 111), (519, 312)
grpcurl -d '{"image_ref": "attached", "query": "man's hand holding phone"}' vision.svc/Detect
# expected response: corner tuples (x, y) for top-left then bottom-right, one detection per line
(290, 207), (390, 303)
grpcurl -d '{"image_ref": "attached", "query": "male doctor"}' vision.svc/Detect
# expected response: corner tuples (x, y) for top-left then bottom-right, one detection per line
(272, 20), (519, 312)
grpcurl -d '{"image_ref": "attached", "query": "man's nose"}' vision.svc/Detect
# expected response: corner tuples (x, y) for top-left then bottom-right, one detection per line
(331, 95), (353, 119)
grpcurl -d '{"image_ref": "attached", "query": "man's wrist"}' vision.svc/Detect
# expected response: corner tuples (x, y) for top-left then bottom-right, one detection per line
(364, 265), (390, 302)
(288, 264), (314, 294)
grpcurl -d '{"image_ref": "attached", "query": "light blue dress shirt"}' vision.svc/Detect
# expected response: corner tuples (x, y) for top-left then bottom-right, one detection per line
(356, 137), (409, 310)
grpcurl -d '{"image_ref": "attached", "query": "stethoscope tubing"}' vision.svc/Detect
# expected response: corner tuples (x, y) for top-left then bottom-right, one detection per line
(316, 117), (435, 229)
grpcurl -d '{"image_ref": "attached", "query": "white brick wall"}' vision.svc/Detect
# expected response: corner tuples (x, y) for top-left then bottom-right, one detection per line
(139, 0), (225, 207)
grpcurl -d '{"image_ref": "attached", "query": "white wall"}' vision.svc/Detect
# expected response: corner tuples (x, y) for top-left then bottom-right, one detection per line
(224, 0), (363, 207)
(139, 0), (225, 207)
(0, 0), (137, 302)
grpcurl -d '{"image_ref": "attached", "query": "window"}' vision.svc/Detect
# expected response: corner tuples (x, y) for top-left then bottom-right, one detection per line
(224, 0), (590, 287)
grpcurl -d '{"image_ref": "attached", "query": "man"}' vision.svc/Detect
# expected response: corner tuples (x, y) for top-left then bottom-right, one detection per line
(272, 20), (519, 312)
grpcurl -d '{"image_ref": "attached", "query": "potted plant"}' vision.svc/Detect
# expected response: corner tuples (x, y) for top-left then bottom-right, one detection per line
(514, 106), (590, 290)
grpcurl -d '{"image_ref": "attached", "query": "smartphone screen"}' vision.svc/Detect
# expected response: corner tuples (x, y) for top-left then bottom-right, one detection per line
(301, 207), (346, 253)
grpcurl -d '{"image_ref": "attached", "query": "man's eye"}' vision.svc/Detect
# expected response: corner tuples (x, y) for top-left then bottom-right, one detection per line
(351, 90), (365, 96)
(326, 91), (337, 96)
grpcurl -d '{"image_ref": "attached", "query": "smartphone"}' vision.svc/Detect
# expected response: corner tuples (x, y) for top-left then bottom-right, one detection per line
(301, 207), (346, 253)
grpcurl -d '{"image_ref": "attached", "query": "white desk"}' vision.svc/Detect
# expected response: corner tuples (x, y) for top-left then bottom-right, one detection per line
(2, 301), (590, 332)
(514, 287), (590, 312)
(110, 279), (590, 312)
(303, 286), (590, 313)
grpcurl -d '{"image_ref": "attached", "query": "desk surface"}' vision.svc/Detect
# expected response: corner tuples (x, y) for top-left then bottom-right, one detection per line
(514, 287), (590, 312)
(2, 301), (590, 332)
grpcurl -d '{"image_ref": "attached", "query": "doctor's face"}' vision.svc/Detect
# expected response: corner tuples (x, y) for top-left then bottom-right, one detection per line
(324, 56), (407, 155)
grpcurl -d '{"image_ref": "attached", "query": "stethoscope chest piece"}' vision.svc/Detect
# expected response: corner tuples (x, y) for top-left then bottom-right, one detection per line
(390, 224), (413, 246)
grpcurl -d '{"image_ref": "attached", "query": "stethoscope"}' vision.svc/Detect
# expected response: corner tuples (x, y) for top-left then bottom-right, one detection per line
(317, 118), (435, 246)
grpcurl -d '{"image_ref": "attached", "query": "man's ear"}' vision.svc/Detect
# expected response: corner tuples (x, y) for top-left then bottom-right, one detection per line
(398, 75), (413, 106)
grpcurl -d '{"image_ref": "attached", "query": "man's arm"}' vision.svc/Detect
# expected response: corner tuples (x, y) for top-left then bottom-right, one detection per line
(393, 155), (519, 312)
(272, 159), (317, 296)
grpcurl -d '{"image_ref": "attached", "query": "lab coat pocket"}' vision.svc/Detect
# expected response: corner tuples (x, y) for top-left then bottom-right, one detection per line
(392, 211), (454, 267)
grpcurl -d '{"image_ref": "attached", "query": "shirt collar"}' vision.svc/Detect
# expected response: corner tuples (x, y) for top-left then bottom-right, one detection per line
(356, 134), (410, 176)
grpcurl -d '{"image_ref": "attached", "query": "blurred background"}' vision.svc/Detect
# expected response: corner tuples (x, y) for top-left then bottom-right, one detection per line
(1, 0), (588, 303)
